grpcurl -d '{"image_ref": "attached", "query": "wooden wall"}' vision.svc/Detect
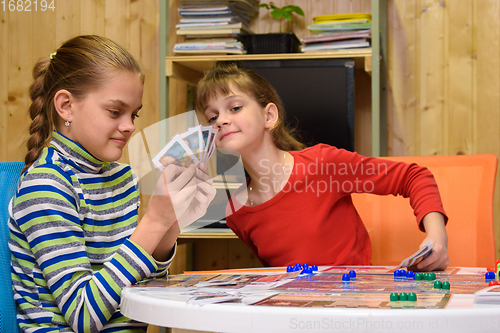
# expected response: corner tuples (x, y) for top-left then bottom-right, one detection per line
(0, 0), (160, 165)
(386, 0), (500, 259)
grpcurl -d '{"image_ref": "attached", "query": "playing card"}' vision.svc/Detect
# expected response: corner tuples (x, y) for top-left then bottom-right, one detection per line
(203, 128), (219, 164)
(397, 240), (435, 268)
(180, 127), (203, 161)
(199, 125), (213, 162)
(152, 135), (198, 171)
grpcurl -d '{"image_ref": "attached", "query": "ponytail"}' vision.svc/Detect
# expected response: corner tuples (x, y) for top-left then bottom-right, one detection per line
(24, 58), (53, 173)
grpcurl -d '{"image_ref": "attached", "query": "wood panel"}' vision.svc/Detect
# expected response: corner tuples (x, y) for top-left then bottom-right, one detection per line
(387, 0), (500, 259)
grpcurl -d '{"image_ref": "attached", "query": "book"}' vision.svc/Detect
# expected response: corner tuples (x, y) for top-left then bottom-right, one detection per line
(308, 22), (372, 32)
(301, 30), (371, 44)
(177, 28), (246, 36)
(313, 13), (372, 23)
(301, 38), (370, 52)
(176, 22), (244, 30)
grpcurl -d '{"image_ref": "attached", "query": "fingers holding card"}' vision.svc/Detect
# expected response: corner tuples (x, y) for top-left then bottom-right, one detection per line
(152, 135), (198, 171)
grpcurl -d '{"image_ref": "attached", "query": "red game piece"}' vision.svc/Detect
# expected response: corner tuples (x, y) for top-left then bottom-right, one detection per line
(488, 281), (500, 286)
(487, 266), (495, 272)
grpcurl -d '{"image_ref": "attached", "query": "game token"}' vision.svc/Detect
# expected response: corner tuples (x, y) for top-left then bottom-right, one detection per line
(489, 281), (500, 286)
(485, 272), (496, 280)
(286, 266), (293, 273)
(303, 263), (309, 269)
(429, 272), (436, 281)
(349, 270), (356, 278)
(434, 280), (442, 289)
(311, 265), (318, 271)
(423, 273), (430, 280)
(414, 272), (422, 280)
(301, 267), (313, 274)
(399, 269), (406, 276)
(406, 271), (414, 279)
(394, 270), (401, 277)
(487, 266), (495, 272)
(399, 292), (408, 301)
(390, 292), (399, 301)
(442, 281), (451, 290)
(342, 274), (350, 281)
(408, 292), (417, 301)
(294, 263), (301, 270)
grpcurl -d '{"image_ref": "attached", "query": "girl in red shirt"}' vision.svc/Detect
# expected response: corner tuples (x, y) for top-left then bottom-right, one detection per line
(195, 63), (449, 271)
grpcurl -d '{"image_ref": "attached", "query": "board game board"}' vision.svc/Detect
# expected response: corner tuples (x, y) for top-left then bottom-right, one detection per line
(131, 265), (494, 310)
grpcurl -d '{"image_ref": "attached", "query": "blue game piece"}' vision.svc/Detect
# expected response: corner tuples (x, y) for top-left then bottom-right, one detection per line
(485, 271), (496, 280)
(311, 265), (318, 271)
(399, 269), (406, 276)
(349, 270), (356, 278)
(286, 266), (293, 273)
(342, 274), (350, 281)
(293, 266), (301, 272)
(394, 270), (401, 277)
(294, 263), (302, 269)
(301, 267), (313, 275)
(303, 263), (309, 269)
(406, 271), (414, 279)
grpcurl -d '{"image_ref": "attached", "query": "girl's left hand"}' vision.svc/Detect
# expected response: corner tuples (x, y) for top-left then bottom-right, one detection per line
(409, 212), (449, 271)
(410, 235), (449, 272)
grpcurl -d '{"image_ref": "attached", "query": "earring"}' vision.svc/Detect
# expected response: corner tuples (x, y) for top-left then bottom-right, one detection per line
(65, 119), (70, 127)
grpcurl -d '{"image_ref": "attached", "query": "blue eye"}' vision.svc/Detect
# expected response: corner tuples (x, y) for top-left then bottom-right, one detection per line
(207, 115), (218, 123)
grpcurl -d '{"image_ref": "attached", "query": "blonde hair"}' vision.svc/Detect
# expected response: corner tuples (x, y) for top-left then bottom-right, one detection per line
(195, 62), (305, 151)
(24, 35), (144, 172)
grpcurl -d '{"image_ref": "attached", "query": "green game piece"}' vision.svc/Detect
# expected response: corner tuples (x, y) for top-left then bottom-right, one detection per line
(390, 292), (399, 301)
(442, 281), (451, 290)
(434, 280), (442, 289)
(429, 272), (436, 281)
(414, 273), (422, 280)
(399, 292), (408, 301)
(408, 292), (417, 301)
(423, 273), (429, 280)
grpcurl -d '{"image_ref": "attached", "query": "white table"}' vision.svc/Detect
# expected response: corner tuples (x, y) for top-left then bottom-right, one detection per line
(120, 267), (500, 333)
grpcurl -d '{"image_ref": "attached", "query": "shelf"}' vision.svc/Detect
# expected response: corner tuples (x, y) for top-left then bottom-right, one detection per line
(166, 48), (372, 86)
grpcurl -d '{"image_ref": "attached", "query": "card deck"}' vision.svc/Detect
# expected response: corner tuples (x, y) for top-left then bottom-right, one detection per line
(152, 124), (218, 171)
(397, 240), (435, 268)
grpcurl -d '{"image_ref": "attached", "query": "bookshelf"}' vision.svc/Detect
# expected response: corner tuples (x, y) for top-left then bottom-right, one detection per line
(160, 1), (386, 243)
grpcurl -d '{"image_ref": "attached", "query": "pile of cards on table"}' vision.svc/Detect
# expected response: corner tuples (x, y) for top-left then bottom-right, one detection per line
(152, 125), (219, 171)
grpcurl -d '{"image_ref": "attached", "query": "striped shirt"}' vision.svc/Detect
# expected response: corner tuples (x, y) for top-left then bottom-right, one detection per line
(9, 131), (174, 333)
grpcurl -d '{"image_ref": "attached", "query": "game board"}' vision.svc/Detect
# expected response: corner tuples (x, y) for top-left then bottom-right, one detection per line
(131, 266), (494, 309)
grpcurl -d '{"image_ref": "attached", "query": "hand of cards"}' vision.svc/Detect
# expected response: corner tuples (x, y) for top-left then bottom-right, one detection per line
(152, 125), (219, 171)
(398, 240), (435, 268)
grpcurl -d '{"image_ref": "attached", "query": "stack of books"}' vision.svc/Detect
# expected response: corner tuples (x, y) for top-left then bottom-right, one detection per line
(301, 13), (372, 52)
(173, 0), (259, 54)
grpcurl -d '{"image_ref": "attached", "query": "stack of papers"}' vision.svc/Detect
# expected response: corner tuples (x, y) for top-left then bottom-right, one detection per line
(301, 13), (372, 52)
(174, 0), (259, 54)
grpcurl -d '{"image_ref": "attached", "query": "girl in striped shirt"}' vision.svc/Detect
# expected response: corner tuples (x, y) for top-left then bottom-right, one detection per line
(9, 35), (215, 332)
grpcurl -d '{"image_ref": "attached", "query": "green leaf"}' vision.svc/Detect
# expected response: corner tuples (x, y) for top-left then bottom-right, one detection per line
(259, 3), (270, 9)
(271, 9), (284, 19)
(289, 5), (304, 16)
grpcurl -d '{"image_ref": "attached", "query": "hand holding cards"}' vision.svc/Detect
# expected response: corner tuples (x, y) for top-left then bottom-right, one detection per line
(398, 240), (435, 268)
(150, 125), (218, 230)
(152, 125), (219, 171)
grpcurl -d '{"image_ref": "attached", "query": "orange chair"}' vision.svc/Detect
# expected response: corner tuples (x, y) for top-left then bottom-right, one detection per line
(351, 154), (498, 268)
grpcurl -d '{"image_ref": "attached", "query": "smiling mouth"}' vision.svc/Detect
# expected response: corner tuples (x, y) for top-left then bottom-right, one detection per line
(112, 138), (127, 145)
(221, 132), (237, 140)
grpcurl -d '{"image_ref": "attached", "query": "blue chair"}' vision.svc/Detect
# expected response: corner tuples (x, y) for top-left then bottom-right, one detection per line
(0, 162), (23, 333)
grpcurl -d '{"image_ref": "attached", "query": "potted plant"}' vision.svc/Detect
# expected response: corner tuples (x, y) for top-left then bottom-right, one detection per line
(239, 2), (304, 54)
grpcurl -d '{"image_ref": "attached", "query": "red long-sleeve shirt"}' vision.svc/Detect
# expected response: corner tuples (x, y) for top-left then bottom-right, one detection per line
(226, 144), (447, 267)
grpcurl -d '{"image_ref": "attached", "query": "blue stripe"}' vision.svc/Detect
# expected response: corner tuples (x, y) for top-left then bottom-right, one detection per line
(61, 279), (87, 314)
(79, 166), (130, 185)
(34, 162), (73, 185)
(60, 156), (86, 173)
(17, 209), (80, 227)
(30, 229), (83, 248)
(109, 257), (136, 283)
(85, 283), (107, 324)
(86, 236), (128, 249)
(12, 250), (36, 264)
(126, 241), (155, 273)
(85, 185), (137, 206)
(40, 251), (87, 271)
(18, 183), (77, 208)
(51, 270), (80, 292)
(82, 209), (137, 226)
(95, 273), (119, 303)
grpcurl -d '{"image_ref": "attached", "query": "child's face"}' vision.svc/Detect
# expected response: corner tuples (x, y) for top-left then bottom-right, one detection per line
(65, 71), (143, 162)
(204, 84), (268, 154)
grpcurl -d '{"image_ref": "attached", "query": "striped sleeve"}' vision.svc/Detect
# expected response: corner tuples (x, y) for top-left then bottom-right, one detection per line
(12, 165), (160, 333)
